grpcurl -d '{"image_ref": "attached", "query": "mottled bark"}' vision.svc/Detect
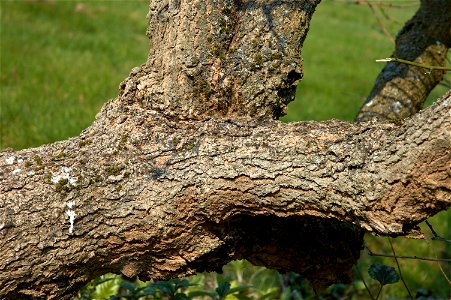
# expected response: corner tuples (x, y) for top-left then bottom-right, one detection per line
(120, 0), (320, 120)
(356, 0), (451, 122)
(1, 0), (451, 299)
(1, 92), (450, 298)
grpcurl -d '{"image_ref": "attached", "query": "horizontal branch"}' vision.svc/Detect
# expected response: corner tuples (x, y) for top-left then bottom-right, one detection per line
(366, 249), (451, 262)
(0, 91), (449, 298)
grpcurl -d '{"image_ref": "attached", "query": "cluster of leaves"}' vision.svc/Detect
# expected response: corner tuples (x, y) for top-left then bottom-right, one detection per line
(73, 274), (251, 300)
(72, 261), (407, 300)
(74, 256), (451, 300)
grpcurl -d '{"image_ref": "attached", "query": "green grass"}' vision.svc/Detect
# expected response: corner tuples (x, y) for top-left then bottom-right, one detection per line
(1, 0), (449, 299)
(1, 0), (148, 149)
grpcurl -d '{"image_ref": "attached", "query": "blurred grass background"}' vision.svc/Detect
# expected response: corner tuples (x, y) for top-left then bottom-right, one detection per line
(1, 0), (148, 149)
(1, 0), (449, 299)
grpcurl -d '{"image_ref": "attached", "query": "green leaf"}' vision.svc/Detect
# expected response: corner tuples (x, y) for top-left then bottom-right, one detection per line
(120, 281), (138, 292)
(174, 279), (195, 289)
(91, 275), (121, 300)
(216, 281), (231, 297)
(174, 293), (190, 300)
(154, 281), (175, 295)
(187, 290), (216, 298)
(368, 263), (400, 285)
(140, 284), (158, 295)
(228, 285), (253, 294)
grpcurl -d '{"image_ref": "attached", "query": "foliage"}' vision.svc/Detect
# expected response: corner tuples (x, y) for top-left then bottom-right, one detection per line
(72, 260), (448, 300)
(73, 274), (121, 300)
(73, 274), (253, 300)
(368, 263), (400, 299)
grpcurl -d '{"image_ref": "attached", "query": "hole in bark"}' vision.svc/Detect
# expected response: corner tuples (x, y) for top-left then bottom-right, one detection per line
(286, 69), (302, 84)
(277, 70), (302, 100)
(402, 222), (421, 234)
(150, 167), (166, 180)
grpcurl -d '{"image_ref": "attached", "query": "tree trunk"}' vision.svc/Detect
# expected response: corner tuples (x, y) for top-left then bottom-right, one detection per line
(1, 0), (450, 299)
(120, 0), (320, 120)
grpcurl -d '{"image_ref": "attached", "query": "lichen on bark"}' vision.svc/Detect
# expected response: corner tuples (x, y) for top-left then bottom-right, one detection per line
(119, 0), (321, 120)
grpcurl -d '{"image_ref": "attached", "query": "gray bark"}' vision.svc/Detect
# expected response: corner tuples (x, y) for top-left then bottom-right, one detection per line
(1, 0), (450, 299)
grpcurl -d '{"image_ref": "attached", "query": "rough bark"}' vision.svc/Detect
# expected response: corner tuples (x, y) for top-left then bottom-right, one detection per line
(356, 0), (451, 122)
(1, 92), (450, 298)
(120, 0), (320, 120)
(1, 0), (451, 299)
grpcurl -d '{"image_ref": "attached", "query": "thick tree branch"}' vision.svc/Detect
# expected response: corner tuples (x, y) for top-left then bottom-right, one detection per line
(120, 0), (321, 120)
(356, 0), (451, 122)
(1, 91), (449, 298)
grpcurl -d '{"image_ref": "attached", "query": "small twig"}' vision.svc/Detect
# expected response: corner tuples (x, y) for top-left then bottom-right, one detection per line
(436, 260), (451, 285)
(376, 57), (451, 71)
(334, 0), (419, 8)
(354, 262), (375, 300)
(376, 4), (400, 24)
(424, 221), (451, 284)
(425, 220), (451, 243)
(375, 286), (383, 300)
(388, 238), (413, 299)
(364, 1), (395, 45)
(425, 220), (439, 237)
(366, 247), (451, 262)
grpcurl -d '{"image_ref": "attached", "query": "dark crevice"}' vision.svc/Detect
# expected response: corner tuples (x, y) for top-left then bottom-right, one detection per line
(199, 214), (364, 289)
(276, 70), (302, 113)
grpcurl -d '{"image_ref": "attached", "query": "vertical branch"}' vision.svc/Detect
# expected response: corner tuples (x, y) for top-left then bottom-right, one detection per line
(119, 0), (321, 120)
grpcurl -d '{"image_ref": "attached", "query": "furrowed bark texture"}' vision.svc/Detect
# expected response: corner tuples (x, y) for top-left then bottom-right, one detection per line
(120, 0), (320, 120)
(356, 0), (451, 122)
(1, 93), (450, 299)
(1, 0), (451, 299)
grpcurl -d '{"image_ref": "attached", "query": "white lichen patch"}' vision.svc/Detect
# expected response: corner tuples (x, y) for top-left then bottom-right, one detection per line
(5, 156), (15, 165)
(12, 168), (21, 175)
(137, 82), (145, 90)
(364, 98), (374, 107)
(390, 101), (403, 114)
(443, 98), (449, 111)
(67, 200), (75, 209)
(66, 201), (76, 234)
(51, 167), (77, 186)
